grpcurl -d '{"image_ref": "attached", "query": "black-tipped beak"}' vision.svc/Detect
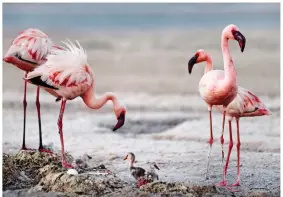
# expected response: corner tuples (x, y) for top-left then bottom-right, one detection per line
(154, 164), (160, 170)
(55, 97), (62, 102)
(123, 155), (128, 160)
(188, 55), (198, 74)
(112, 111), (125, 131)
(87, 155), (92, 159)
(232, 30), (246, 52)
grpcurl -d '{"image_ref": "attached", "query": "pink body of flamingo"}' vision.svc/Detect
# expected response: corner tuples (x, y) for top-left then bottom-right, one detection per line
(188, 49), (271, 188)
(188, 24), (246, 186)
(25, 40), (126, 168)
(3, 28), (61, 153)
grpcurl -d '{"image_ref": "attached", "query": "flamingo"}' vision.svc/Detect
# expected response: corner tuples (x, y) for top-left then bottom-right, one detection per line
(3, 28), (61, 153)
(25, 40), (126, 168)
(187, 24), (246, 186)
(188, 49), (271, 188)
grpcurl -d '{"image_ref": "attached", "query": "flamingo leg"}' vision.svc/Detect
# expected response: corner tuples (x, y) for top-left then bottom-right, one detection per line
(220, 110), (226, 166)
(36, 87), (43, 148)
(216, 120), (233, 187)
(215, 109), (226, 186)
(205, 106), (213, 180)
(57, 100), (73, 168)
(36, 87), (53, 154)
(228, 118), (241, 187)
(21, 72), (35, 151)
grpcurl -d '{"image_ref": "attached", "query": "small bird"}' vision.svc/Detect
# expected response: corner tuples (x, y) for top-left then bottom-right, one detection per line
(3, 28), (61, 153)
(25, 40), (126, 168)
(72, 154), (92, 169)
(146, 162), (160, 181)
(188, 24), (246, 185)
(188, 49), (271, 188)
(124, 152), (148, 187)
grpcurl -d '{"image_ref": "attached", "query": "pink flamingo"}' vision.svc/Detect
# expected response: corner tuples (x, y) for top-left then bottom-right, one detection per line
(187, 24), (246, 185)
(25, 40), (126, 168)
(3, 28), (61, 153)
(188, 49), (271, 189)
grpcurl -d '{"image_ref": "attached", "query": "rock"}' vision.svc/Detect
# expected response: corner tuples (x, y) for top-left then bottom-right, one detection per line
(36, 164), (125, 196)
(3, 150), (72, 190)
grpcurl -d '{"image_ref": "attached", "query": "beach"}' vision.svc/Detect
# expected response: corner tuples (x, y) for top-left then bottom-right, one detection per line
(2, 3), (280, 197)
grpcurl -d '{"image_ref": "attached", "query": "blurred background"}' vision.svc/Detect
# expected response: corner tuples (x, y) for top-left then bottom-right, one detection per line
(2, 3), (280, 190)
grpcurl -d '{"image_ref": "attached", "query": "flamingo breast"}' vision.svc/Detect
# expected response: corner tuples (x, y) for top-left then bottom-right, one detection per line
(199, 70), (236, 105)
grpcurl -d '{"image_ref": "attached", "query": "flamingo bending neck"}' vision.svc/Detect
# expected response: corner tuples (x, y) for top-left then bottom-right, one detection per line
(81, 85), (121, 111)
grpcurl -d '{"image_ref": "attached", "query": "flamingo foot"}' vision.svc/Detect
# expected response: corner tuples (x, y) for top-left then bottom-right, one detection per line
(227, 179), (241, 187)
(62, 161), (73, 169)
(215, 180), (227, 187)
(38, 147), (55, 154)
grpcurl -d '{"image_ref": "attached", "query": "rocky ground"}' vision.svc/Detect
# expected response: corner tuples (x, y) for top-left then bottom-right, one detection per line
(3, 151), (279, 197)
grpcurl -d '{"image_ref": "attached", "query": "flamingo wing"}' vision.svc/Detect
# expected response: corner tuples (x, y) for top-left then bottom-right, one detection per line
(26, 40), (93, 91)
(215, 86), (271, 117)
(236, 86), (271, 117)
(5, 28), (53, 65)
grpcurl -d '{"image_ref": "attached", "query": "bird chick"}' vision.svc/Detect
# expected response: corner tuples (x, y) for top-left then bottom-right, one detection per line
(72, 154), (92, 169)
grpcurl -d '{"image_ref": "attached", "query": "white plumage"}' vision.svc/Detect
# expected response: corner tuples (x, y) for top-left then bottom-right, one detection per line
(26, 40), (93, 99)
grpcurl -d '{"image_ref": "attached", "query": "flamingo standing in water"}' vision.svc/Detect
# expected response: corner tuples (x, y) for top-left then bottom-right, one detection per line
(188, 49), (271, 188)
(25, 40), (126, 168)
(187, 24), (246, 185)
(3, 28), (61, 153)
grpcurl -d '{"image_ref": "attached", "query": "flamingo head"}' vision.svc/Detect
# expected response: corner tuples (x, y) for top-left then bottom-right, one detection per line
(112, 105), (126, 131)
(223, 24), (246, 52)
(188, 49), (209, 74)
(123, 152), (135, 162)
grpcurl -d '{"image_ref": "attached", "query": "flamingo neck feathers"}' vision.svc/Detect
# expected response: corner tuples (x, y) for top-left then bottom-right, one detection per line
(204, 55), (213, 74)
(81, 85), (120, 110)
(221, 32), (237, 87)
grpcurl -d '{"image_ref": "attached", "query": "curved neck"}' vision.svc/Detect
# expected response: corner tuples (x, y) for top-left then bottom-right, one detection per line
(221, 34), (237, 84)
(81, 85), (120, 110)
(204, 55), (213, 74)
(129, 159), (134, 167)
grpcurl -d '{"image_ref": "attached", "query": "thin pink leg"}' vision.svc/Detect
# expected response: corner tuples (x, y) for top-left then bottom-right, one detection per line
(21, 72), (35, 151)
(220, 110), (226, 165)
(205, 106), (213, 180)
(215, 110), (226, 186)
(216, 120), (233, 187)
(228, 118), (241, 187)
(58, 100), (72, 169)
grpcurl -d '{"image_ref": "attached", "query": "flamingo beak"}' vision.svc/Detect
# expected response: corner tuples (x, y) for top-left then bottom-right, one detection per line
(112, 111), (126, 131)
(123, 155), (128, 160)
(3, 56), (13, 63)
(154, 164), (160, 170)
(188, 54), (198, 74)
(232, 30), (246, 52)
